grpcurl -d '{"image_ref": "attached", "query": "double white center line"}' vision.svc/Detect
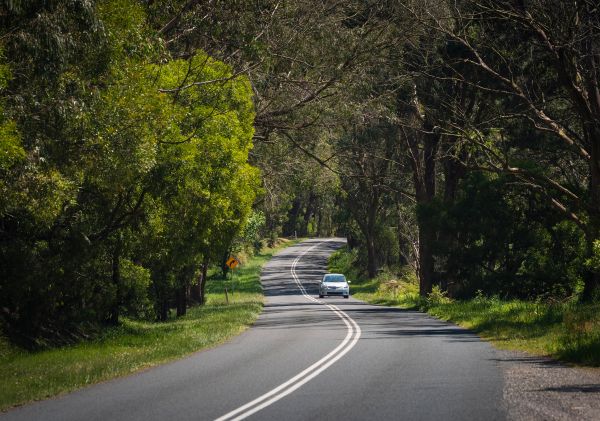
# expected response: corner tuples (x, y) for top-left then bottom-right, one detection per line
(215, 241), (362, 421)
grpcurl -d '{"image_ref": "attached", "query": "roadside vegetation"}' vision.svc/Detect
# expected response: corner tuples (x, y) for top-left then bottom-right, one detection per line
(3, 0), (600, 407)
(0, 239), (297, 411)
(330, 247), (600, 367)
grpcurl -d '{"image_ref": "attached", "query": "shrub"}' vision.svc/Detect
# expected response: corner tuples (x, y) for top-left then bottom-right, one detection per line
(425, 285), (452, 307)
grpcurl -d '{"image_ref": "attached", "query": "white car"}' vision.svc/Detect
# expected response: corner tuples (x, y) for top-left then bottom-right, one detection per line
(319, 273), (350, 299)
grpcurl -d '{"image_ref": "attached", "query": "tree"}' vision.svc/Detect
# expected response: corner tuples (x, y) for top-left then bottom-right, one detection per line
(0, 0), (260, 344)
(336, 121), (402, 277)
(405, 0), (600, 298)
(143, 52), (259, 319)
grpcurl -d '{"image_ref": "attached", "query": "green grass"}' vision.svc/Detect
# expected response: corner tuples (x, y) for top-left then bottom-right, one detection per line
(329, 246), (600, 366)
(0, 239), (299, 411)
(425, 298), (600, 365)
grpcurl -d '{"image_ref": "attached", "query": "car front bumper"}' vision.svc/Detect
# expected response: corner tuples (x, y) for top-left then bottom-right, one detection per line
(321, 289), (349, 296)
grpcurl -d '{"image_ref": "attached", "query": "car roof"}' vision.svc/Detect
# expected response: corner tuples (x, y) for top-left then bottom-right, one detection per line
(324, 273), (345, 277)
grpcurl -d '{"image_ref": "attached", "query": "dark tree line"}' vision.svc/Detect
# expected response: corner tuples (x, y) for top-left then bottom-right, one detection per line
(328, 0), (599, 300)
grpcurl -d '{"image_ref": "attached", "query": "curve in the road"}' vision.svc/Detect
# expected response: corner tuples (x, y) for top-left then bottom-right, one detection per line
(215, 240), (361, 421)
(1, 238), (506, 421)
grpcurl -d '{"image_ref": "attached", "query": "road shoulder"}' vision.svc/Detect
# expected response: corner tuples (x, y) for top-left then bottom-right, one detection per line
(498, 349), (600, 420)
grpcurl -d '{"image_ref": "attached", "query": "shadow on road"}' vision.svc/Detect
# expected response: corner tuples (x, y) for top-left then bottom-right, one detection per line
(259, 238), (487, 344)
(540, 384), (600, 393)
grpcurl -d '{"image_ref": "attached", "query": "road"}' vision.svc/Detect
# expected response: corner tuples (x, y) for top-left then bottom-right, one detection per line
(2, 238), (506, 420)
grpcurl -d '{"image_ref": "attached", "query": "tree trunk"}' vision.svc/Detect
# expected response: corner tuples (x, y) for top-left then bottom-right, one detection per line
(158, 298), (169, 321)
(582, 239), (600, 301)
(199, 258), (209, 305)
(347, 233), (357, 249)
(108, 237), (122, 325)
(301, 192), (316, 236)
(397, 206), (409, 266)
(418, 222), (435, 296)
(406, 116), (440, 296)
(439, 154), (465, 296)
(316, 211), (323, 237)
(366, 233), (377, 278)
(443, 155), (464, 204)
(176, 285), (187, 317)
(365, 188), (380, 278)
(284, 198), (302, 236)
(419, 133), (438, 296)
(221, 250), (230, 278)
(583, 128), (600, 300)
(191, 272), (201, 303)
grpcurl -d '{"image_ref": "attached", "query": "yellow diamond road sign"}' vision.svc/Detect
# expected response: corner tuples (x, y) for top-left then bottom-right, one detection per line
(226, 257), (239, 269)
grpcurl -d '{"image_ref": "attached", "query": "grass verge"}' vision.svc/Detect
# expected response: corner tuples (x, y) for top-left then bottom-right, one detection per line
(0, 239), (299, 411)
(329, 246), (600, 366)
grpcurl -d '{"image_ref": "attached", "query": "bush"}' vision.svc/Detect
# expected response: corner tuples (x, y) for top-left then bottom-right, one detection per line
(428, 173), (585, 300)
(423, 285), (453, 308)
(120, 259), (153, 319)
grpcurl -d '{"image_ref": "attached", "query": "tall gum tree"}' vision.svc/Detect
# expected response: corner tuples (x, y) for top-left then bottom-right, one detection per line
(146, 52), (259, 319)
(405, 0), (600, 298)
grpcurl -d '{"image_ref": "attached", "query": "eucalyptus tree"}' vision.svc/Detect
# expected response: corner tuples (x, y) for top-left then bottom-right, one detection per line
(402, 0), (600, 298)
(146, 0), (396, 240)
(0, 0), (120, 343)
(336, 121), (404, 277)
(149, 0), (364, 134)
(324, 1), (448, 293)
(0, 0), (260, 344)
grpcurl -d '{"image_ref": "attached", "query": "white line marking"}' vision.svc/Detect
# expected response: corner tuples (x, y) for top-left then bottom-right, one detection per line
(214, 240), (362, 421)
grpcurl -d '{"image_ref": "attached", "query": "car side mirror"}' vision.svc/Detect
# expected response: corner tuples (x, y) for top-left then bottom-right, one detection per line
(347, 281), (351, 284)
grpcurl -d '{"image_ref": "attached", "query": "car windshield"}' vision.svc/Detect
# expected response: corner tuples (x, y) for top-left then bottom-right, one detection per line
(324, 275), (346, 283)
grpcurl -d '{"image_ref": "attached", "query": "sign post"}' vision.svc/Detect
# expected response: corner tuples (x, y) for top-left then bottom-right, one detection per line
(225, 257), (240, 303)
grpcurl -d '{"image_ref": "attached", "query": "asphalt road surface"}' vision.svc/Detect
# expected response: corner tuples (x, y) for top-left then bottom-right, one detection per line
(2, 238), (506, 421)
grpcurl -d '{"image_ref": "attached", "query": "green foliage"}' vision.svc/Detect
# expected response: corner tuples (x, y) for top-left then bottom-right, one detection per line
(0, 51), (25, 206)
(426, 286), (452, 306)
(585, 240), (600, 273)
(560, 304), (600, 365)
(425, 298), (600, 366)
(0, 0), (260, 345)
(426, 172), (585, 299)
(0, 52), (23, 170)
(0, 120), (22, 170)
(141, 52), (259, 318)
(97, 0), (159, 61)
(119, 259), (152, 319)
(0, 238), (295, 410)
(239, 211), (267, 253)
